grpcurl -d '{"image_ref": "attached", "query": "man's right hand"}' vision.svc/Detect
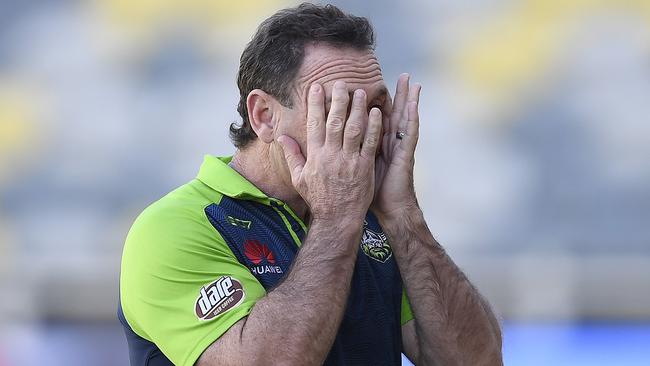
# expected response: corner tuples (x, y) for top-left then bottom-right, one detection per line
(277, 81), (383, 223)
(199, 82), (383, 366)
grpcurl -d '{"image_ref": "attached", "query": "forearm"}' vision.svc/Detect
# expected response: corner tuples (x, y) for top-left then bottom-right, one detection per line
(379, 209), (502, 366)
(203, 79), (383, 366)
(240, 217), (362, 365)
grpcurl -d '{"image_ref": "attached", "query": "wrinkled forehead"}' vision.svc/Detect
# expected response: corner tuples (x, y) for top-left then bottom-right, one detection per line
(293, 43), (386, 105)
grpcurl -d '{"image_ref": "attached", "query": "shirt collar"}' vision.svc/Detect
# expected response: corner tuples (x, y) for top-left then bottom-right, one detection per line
(196, 155), (268, 201)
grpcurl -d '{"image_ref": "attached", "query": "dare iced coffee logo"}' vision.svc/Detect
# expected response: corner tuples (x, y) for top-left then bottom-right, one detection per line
(195, 276), (245, 320)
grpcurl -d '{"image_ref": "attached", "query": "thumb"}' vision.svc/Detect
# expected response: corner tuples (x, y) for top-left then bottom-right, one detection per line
(276, 135), (306, 184)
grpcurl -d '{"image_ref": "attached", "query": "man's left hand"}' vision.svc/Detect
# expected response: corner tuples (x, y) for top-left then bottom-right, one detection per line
(372, 73), (422, 222)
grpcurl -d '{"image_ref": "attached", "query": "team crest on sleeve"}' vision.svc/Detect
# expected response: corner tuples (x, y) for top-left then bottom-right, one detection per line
(361, 223), (393, 263)
(195, 276), (245, 320)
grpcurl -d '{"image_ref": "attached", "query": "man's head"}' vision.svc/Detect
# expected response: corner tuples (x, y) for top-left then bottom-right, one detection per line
(232, 3), (391, 203)
(231, 3), (387, 150)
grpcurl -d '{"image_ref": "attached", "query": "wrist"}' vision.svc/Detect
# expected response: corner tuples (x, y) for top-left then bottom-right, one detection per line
(376, 207), (436, 262)
(306, 216), (365, 257)
(374, 203), (423, 230)
(310, 214), (365, 233)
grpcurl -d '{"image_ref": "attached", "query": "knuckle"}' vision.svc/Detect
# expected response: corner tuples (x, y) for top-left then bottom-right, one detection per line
(306, 116), (321, 128)
(351, 104), (365, 114)
(308, 95), (322, 106)
(352, 98), (365, 110)
(332, 93), (349, 105)
(345, 124), (363, 139)
(365, 135), (378, 147)
(327, 116), (344, 130)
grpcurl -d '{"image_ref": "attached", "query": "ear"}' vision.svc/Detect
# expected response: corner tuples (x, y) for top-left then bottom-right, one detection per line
(247, 89), (277, 144)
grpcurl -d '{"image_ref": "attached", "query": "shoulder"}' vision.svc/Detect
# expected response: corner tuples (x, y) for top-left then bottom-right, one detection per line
(121, 179), (235, 280)
(119, 179), (266, 362)
(126, 179), (222, 246)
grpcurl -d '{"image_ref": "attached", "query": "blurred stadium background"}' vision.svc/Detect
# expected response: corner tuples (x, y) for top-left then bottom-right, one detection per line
(1, 0), (649, 365)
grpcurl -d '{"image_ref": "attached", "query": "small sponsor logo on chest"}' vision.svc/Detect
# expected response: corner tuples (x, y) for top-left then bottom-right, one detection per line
(244, 239), (284, 275)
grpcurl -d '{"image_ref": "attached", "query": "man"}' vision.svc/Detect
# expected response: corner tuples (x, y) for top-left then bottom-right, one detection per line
(119, 3), (502, 366)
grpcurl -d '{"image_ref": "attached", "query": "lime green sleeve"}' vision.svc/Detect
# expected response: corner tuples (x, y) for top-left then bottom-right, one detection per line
(400, 289), (414, 325)
(120, 200), (266, 366)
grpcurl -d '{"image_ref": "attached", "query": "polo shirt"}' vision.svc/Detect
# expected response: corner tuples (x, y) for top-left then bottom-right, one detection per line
(119, 155), (413, 366)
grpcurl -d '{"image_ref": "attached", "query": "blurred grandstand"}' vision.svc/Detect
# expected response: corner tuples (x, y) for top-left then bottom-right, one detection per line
(0, 0), (649, 365)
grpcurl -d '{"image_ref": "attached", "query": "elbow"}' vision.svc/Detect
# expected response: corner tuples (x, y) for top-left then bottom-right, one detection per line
(492, 322), (503, 352)
(481, 348), (504, 366)
(247, 347), (324, 366)
(479, 327), (504, 366)
(460, 322), (503, 366)
(491, 314), (504, 361)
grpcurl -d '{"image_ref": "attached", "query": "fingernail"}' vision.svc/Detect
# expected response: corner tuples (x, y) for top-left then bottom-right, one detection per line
(354, 89), (365, 99)
(334, 81), (346, 90)
(310, 84), (321, 93)
(370, 108), (381, 117)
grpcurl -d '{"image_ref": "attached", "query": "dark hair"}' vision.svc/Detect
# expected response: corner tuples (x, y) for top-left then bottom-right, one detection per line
(230, 2), (375, 148)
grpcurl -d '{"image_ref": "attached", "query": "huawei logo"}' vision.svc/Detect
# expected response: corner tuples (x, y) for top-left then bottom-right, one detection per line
(244, 239), (276, 265)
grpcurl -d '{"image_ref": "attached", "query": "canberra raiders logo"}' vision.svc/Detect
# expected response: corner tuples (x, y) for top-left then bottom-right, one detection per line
(361, 222), (392, 263)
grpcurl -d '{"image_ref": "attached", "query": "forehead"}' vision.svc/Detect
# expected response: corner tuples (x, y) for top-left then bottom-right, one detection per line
(294, 43), (385, 102)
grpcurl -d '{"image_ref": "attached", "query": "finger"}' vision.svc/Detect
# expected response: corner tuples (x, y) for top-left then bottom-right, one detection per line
(343, 89), (367, 154)
(398, 83), (422, 136)
(306, 83), (325, 153)
(361, 107), (383, 159)
(390, 73), (410, 134)
(407, 82), (422, 104)
(277, 135), (306, 186)
(381, 94), (392, 158)
(400, 101), (420, 156)
(325, 81), (349, 149)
